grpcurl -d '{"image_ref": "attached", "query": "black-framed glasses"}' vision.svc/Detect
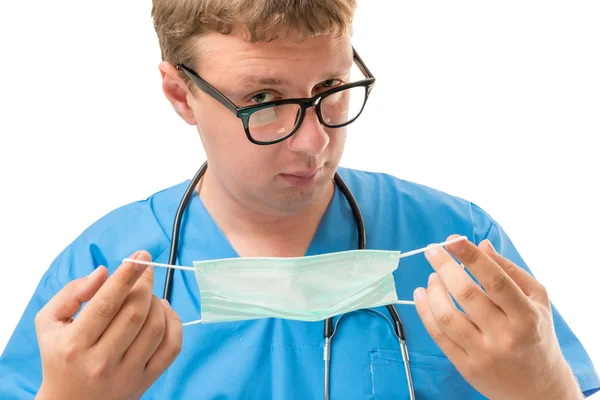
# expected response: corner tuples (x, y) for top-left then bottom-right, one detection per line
(176, 47), (375, 145)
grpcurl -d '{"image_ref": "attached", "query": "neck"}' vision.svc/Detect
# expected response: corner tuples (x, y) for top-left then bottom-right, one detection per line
(196, 168), (335, 257)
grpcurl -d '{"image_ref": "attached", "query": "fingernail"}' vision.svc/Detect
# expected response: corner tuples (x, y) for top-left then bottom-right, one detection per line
(131, 251), (150, 272)
(425, 245), (438, 258)
(428, 272), (438, 284)
(89, 266), (102, 278)
(414, 288), (425, 301)
(449, 239), (466, 253)
(485, 240), (496, 253)
(161, 299), (171, 308)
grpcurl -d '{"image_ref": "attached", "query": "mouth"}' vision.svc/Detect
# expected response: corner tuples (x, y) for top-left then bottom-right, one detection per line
(280, 166), (324, 188)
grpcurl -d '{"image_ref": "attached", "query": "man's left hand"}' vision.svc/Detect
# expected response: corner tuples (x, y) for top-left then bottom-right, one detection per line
(414, 235), (582, 400)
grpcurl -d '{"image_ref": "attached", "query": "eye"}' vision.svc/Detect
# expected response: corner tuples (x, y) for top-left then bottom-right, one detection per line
(250, 92), (276, 104)
(316, 79), (343, 93)
(321, 79), (340, 88)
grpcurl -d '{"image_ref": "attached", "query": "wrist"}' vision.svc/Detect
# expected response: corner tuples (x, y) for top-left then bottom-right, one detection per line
(540, 361), (583, 400)
(36, 383), (67, 400)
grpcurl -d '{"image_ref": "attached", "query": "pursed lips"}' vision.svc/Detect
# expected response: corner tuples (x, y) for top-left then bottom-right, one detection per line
(282, 165), (324, 178)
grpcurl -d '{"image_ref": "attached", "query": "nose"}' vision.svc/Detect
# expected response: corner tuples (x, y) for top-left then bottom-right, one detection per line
(286, 107), (330, 156)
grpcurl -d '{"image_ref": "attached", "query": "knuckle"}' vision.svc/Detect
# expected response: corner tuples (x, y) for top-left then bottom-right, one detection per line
(171, 312), (182, 324)
(61, 279), (79, 294)
(499, 334), (519, 352)
(523, 307), (541, 325)
(126, 309), (146, 325)
(94, 297), (118, 319)
(437, 311), (454, 327)
(165, 305), (182, 324)
(429, 326), (447, 342)
(461, 248), (480, 265)
(537, 283), (550, 301)
(519, 311), (543, 341)
(164, 341), (183, 364)
(455, 284), (478, 303)
(487, 272), (510, 293)
(118, 269), (139, 287)
(503, 261), (520, 276)
(150, 320), (166, 338)
(66, 278), (88, 295)
(438, 260), (455, 274)
(169, 341), (183, 360)
(60, 341), (82, 363)
(88, 359), (110, 380)
(139, 271), (154, 287)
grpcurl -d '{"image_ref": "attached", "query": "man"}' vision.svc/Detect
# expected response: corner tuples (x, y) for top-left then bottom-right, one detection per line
(0, 0), (598, 398)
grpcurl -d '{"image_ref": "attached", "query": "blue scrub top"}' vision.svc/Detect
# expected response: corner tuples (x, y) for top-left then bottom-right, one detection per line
(1, 167), (598, 399)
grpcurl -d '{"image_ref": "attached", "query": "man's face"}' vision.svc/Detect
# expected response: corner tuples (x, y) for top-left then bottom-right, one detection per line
(181, 30), (353, 216)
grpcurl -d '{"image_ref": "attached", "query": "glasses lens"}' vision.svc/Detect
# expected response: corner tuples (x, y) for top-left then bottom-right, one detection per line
(248, 103), (302, 143)
(320, 86), (367, 127)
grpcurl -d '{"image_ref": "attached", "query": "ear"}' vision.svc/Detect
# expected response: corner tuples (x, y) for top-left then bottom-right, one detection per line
(159, 61), (198, 126)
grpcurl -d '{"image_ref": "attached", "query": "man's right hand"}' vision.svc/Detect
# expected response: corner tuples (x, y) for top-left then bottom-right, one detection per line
(34, 251), (183, 400)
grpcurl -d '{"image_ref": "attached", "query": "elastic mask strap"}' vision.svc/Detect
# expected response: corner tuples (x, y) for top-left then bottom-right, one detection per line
(182, 319), (203, 327)
(121, 235), (468, 325)
(122, 236), (468, 272)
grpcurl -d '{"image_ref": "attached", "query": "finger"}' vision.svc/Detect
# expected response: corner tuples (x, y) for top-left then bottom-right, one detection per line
(426, 273), (481, 353)
(480, 240), (545, 302)
(144, 300), (183, 380)
(73, 250), (152, 347)
(445, 236), (533, 317)
(425, 241), (505, 330)
(121, 295), (166, 369)
(414, 287), (468, 364)
(37, 266), (108, 325)
(93, 263), (155, 360)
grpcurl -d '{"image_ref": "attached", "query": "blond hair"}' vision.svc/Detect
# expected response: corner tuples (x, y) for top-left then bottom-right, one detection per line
(151, 0), (356, 72)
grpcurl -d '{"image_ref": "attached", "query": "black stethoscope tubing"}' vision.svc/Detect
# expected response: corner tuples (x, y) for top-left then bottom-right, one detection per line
(161, 161), (411, 399)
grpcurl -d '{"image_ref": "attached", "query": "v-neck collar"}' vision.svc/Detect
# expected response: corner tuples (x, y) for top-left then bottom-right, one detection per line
(176, 179), (359, 268)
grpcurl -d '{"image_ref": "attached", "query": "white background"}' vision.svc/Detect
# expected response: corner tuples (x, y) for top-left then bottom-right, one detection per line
(1, 0), (599, 396)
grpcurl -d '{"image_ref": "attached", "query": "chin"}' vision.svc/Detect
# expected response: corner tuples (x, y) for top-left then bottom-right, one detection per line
(275, 180), (331, 215)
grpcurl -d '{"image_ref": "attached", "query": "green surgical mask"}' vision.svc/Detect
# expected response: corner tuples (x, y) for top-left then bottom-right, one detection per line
(123, 236), (466, 326)
(193, 249), (403, 324)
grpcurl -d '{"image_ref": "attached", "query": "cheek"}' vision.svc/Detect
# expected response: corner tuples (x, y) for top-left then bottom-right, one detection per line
(194, 103), (276, 181)
(327, 128), (347, 159)
(195, 101), (246, 158)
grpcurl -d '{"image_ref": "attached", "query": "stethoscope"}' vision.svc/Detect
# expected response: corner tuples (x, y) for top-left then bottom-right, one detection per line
(162, 161), (416, 400)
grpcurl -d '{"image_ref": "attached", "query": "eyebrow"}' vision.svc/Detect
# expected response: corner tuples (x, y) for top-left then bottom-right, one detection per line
(232, 67), (353, 90)
(234, 75), (293, 88)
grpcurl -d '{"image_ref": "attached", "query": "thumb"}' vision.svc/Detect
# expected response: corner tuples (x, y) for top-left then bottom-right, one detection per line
(39, 267), (109, 324)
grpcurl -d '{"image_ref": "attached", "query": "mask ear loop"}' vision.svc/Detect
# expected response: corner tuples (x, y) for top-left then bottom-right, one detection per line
(123, 236), (468, 273)
(181, 319), (203, 327)
(119, 260), (203, 325)
(122, 235), (469, 326)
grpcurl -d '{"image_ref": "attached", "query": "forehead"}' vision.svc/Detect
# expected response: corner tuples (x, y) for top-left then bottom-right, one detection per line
(192, 30), (353, 79)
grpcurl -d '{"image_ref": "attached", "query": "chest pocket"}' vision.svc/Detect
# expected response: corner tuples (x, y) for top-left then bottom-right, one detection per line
(370, 349), (486, 400)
